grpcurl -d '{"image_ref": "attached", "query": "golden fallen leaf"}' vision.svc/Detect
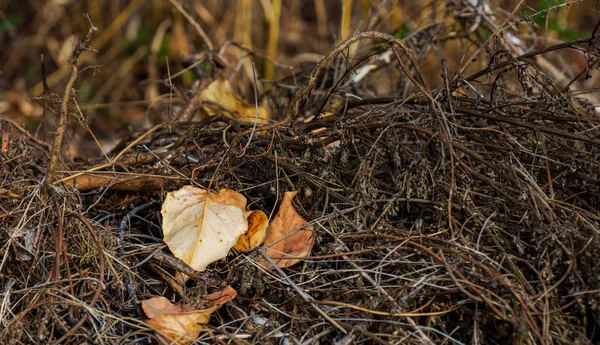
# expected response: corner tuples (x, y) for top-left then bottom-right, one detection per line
(259, 191), (314, 269)
(161, 186), (248, 272)
(234, 210), (268, 251)
(142, 286), (237, 345)
(199, 77), (270, 124)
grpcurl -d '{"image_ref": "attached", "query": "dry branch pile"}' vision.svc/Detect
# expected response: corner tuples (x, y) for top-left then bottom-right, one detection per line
(1, 1), (600, 344)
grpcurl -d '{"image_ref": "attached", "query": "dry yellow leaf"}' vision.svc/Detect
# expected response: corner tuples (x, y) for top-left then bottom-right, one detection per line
(259, 191), (314, 269)
(142, 286), (237, 345)
(199, 77), (270, 124)
(161, 186), (248, 272)
(234, 210), (268, 251)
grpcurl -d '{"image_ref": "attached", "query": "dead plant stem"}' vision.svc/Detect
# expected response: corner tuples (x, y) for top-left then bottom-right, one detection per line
(47, 16), (96, 185)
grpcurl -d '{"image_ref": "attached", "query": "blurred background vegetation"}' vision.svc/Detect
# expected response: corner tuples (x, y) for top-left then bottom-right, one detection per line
(0, 0), (598, 157)
(1, 3), (600, 343)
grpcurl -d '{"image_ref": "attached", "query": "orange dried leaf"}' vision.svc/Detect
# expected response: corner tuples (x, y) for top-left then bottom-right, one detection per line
(142, 296), (187, 319)
(259, 191), (314, 269)
(202, 285), (237, 310)
(234, 210), (268, 251)
(142, 286), (237, 345)
(161, 186), (248, 272)
(146, 310), (208, 345)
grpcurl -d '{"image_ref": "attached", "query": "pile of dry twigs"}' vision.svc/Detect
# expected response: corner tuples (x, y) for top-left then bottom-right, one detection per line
(2, 1), (600, 344)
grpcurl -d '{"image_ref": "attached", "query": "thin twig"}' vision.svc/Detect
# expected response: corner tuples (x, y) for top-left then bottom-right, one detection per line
(47, 15), (97, 185)
(168, 0), (214, 50)
(239, 62), (261, 156)
(257, 248), (347, 334)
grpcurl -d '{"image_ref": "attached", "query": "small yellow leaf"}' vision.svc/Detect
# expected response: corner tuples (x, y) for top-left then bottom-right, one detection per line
(142, 286), (237, 345)
(161, 186), (248, 272)
(235, 210), (268, 251)
(259, 191), (314, 269)
(199, 77), (270, 124)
